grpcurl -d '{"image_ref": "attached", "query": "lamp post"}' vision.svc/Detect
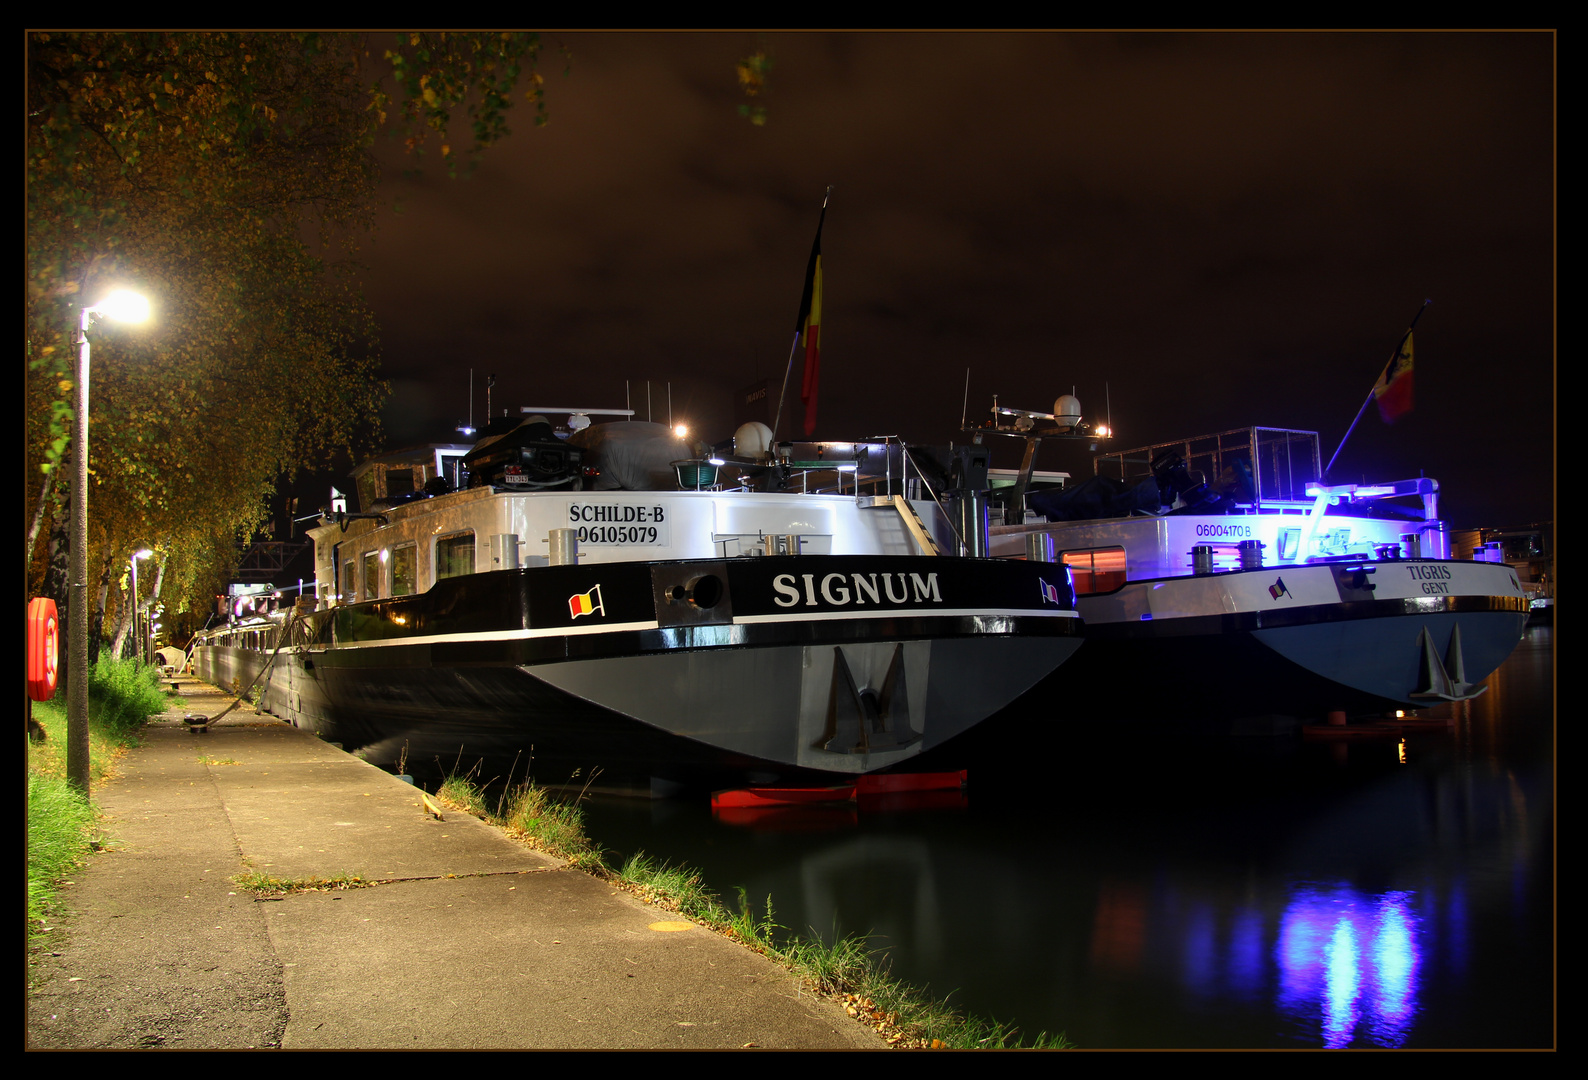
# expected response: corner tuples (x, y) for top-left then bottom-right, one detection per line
(130, 548), (153, 665)
(68, 291), (150, 795)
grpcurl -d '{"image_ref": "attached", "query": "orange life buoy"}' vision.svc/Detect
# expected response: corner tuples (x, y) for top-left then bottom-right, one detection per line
(27, 597), (60, 702)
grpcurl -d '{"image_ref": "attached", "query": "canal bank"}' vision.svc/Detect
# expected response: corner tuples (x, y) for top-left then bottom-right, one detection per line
(25, 681), (886, 1050)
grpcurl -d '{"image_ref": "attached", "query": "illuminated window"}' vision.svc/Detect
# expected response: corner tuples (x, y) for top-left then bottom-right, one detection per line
(391, 543), (418, 596)
(436, 531), (475, 580)
(1061, 546), (1127, 595)
(361, 551), (381, 600)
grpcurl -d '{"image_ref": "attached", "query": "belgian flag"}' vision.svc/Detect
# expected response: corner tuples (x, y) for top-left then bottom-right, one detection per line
(568, 584), (605, 620)
(1373, 331), (1414, 423)
(795, 200), (827, 436)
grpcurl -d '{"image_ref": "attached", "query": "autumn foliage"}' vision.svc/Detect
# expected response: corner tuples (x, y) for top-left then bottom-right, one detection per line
(25, 32), (546, 633)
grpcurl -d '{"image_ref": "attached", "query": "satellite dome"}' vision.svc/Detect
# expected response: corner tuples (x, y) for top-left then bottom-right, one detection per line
(1054, 394), (1082, 428)
(734, 421), (775, 459)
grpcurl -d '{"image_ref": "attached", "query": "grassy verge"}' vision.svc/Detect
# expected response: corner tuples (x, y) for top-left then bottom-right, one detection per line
(438, 775), (606, 870)
(437, 774), (1070, 1049)
(27, 655), (183, 938)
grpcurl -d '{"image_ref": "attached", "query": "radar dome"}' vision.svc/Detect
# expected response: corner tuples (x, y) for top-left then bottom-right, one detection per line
(734, 421), (775, 459)
(1054, 394), (1082, 428)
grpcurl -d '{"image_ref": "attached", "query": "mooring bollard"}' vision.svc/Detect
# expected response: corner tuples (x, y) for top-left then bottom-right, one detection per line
(547, 528), (578, 566)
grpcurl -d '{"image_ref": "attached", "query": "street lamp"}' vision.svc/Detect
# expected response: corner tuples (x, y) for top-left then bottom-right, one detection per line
(130, 548), (153, 666)
(67, 290), (151, 795)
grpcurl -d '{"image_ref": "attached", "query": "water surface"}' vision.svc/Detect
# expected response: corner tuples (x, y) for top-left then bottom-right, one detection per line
(581, 626), (1555, 1048)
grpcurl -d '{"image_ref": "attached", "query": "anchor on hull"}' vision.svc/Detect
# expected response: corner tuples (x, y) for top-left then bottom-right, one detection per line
(1411, 622), (1488, 702)
(814, 643), (922, 754)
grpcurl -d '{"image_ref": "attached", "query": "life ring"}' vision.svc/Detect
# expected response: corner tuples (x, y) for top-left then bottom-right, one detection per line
(27, 597), (60, 702)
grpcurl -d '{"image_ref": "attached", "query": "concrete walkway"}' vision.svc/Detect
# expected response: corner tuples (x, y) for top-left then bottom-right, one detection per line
(26, 682), (886, 1050)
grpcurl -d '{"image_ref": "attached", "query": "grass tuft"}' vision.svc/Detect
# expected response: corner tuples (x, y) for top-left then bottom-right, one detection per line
(27, 772), (98, 928)
(439, 774), (605, 868)
(617, 852), (720, 919)
(87, 655), (174, 739)
(232, 871), (374, 893)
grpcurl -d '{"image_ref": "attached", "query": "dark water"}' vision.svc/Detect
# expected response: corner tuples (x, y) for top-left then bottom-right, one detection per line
(581, 626), (1555, 1048)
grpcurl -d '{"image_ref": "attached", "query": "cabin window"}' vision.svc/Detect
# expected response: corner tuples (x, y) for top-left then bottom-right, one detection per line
(361, 551), (381, 600)
(391, 543), (418, 596)
(1277, 527), (1301, 562)
(1061, 546), (1127, 595)
(436, 531), (475, 580)
(385, 466), (416, 499)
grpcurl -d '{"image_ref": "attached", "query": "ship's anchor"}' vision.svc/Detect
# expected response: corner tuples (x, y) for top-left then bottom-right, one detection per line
(1410, 622), (1488, 702)
(813, 644), (922, 754)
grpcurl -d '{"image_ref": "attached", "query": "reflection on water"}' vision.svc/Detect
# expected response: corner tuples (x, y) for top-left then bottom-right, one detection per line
(1278, 886), (1419, 1048)
(579, 626), (1553, 1048)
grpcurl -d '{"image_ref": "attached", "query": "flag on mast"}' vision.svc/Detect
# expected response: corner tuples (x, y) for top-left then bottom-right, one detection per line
(1322, 299), (1430, 480)
(794, 196), (828, 436)
(1373, 330), (1415, 423)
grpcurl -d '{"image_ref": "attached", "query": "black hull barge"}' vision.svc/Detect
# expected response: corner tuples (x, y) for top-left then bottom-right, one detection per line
(195, 427), (1083, 791)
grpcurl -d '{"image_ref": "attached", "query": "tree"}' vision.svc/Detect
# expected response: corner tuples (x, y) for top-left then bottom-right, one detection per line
(26, 32), (550, 631)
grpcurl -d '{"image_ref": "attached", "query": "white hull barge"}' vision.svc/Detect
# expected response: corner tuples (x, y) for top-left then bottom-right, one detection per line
(195, 427), (1083, 789)
(991, 426), (1527, 716)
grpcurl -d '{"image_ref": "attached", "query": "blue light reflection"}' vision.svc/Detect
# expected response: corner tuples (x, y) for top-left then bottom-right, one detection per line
(1278, 886), (1421, 1047)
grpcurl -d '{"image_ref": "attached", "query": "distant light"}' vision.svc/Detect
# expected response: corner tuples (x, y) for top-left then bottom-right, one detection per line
(133, 548), (153, 560)
(674, 424), (690, 440)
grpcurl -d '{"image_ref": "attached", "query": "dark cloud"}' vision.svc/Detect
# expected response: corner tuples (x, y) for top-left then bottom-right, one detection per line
(357, 31), (1553, 525)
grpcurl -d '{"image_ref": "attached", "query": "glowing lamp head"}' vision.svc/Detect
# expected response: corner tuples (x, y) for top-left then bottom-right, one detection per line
(674, 424), (690, 440)
(93, 291), (151, 324)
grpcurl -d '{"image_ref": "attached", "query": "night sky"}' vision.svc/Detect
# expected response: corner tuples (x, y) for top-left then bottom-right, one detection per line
(349, 32), (1553, 528)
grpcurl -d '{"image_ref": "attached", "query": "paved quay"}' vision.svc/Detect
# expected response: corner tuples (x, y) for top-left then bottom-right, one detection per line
(26, 681), (887, 1050)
